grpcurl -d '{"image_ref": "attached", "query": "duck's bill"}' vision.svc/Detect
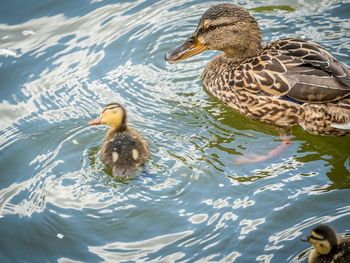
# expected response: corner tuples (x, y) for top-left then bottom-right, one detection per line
(88, 119), (102, 125)
(165, 38), (207, 63)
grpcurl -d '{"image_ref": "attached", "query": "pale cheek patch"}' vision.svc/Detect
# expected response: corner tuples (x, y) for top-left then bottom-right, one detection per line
(112, 152), (119, 163)
(132, 149), (139, 161)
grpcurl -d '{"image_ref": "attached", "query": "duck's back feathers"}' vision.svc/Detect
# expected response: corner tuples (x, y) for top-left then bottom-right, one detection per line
(332, 240), (350, 262)
(102, 128), (149, 178)
(233, 38), (350, 103)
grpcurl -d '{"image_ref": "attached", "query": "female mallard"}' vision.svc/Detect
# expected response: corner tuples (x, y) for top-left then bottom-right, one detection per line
(89, 103), (149, 178)
(303, 224), (350, 263)
(165, 4), (350, 136)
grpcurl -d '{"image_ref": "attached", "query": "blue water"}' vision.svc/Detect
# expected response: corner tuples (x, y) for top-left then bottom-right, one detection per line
(0, 0), (349, 262)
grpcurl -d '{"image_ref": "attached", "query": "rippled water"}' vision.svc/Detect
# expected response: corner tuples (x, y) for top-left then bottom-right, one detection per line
(1, 0), (350, 262)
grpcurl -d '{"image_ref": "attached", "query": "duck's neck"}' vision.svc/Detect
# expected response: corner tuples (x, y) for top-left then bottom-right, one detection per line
(224, 45), (262, 62)
(107, 124), (127, 139)
(223, 32), (263, 62)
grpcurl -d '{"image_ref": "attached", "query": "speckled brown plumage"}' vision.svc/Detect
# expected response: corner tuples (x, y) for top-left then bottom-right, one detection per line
(202, 39), (350, 135)
(166, 4), (350, 136)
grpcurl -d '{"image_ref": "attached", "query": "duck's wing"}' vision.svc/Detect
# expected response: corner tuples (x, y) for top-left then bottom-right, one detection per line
(233, 38), (350, 103)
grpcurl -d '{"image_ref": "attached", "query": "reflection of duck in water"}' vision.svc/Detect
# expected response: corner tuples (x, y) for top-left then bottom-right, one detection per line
(89, 103), (149, 179)
(303, 224), (350, 263)
(166, 4), (350, 162)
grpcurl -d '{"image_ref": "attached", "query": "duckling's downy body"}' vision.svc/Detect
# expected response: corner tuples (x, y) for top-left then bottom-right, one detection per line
(89, 103), (149, 178)
(166, 4), (350, 136)
(304, 224), (350, 263)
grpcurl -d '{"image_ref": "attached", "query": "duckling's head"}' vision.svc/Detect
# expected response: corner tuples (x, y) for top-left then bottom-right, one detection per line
(165, 4), (262, 63)
(89, 103), (127, 130)
(304, 224), (339, 255)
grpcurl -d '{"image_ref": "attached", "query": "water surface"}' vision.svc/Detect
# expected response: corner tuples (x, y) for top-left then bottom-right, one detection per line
(0, 0), (350, 262)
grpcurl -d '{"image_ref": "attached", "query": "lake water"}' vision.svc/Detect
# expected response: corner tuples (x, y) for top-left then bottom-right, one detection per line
(0, 0), (350, 262)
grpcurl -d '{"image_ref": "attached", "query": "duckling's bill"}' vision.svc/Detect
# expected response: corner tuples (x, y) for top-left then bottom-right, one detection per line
(88, 118), (102, 125)
(165, 37), (207, 63)
(302, 235), (311, 242)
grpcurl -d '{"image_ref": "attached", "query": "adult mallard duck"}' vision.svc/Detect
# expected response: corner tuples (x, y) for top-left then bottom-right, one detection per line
(89, 103), (149, 178)
(165, 4), (350, 137)
(303, 224), (350, 263)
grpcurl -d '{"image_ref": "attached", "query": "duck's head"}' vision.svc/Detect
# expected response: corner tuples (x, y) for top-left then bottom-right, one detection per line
(89, 103), (127, 130)
(165, 4), (262, 63)
(303, 224), (339, 255)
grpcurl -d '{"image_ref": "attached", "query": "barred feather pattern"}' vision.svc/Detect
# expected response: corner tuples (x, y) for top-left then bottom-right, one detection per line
(202, 38), (350, 135)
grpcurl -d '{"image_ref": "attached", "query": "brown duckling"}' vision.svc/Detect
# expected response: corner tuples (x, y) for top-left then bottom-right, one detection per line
(165, 4), (350, 136)
(303, 224), (350, 263)
(89, 103), (149, 178)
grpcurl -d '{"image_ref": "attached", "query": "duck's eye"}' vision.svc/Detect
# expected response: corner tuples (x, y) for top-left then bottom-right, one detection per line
(209, 25), (215, 30)
(186, 38), (194, 45)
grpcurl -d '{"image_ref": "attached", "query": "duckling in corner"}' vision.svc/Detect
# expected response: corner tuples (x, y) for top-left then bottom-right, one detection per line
(303, 224), (350, 263)
(89, 103), (149, 179)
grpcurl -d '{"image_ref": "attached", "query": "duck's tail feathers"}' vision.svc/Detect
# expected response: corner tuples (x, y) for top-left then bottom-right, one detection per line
(337, 98), (350, 110)
(331, 122), (350, 130)
(112, 165), (135, 179)
(330, 100), (350, 131)
(301, 101), (350, 135)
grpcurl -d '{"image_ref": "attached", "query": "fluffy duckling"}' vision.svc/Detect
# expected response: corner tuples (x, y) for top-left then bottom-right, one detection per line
(89, 103), (149, 178)
(303, 224), (350, 263)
